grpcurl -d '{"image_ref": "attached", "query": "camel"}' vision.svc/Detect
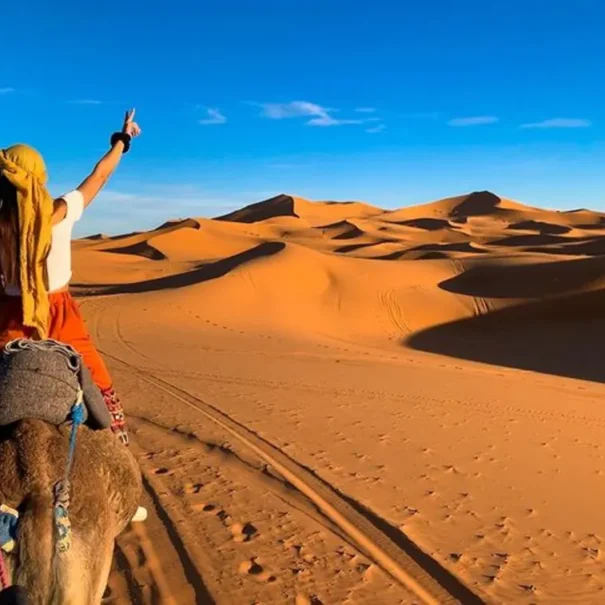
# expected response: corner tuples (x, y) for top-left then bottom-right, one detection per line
(0, 418), (142, 604)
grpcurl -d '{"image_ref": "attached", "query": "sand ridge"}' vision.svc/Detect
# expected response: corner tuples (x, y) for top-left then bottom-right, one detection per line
(76, 190), (605, 341)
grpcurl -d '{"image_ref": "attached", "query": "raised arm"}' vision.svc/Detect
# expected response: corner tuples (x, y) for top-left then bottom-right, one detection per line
(78, 109), (141, 207)
(52, 110), (141, 224)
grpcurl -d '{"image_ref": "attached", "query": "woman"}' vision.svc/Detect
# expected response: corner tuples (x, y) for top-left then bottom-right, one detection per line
(0, 110), (142, 446)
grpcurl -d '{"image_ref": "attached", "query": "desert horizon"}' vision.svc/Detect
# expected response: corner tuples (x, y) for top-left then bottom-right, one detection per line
(72, 189), (605, 603)
(82, 190), (605, 240)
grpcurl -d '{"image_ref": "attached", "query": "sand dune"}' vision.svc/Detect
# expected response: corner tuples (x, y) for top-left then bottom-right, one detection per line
(78, 190), (605, 330)
(76, 191), (605, 604)
(217, 193), (383, 224)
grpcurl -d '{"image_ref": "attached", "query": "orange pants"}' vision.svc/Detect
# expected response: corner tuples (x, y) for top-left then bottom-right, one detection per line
(0, 291), (112, 391)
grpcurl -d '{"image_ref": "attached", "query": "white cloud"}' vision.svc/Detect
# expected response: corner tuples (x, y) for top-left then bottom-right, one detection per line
(307, 115), (364, 127)
(261, 101), (328, 120)
(0, 88), (15, 95)
(355, 107), (376, 113)
(260, 101), (370, 127)
(69, 99), (102, 105)
(448, 116), (499, 127)
(520, 118), (592, 129)
(366, 124), (386, 134)
(199, 108), (227, 125)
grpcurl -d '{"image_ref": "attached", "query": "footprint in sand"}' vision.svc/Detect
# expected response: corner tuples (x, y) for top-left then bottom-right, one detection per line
(238, 558), (276, 583)
(182, 482), (203, 495)
(181, 481), (216, 512)
(230, 522), (258, 543)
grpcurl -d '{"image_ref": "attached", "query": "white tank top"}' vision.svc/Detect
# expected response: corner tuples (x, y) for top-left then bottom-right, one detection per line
(4, 190), (84, 296)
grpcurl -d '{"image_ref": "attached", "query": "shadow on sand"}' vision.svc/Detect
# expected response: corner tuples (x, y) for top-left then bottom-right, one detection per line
(407, 286), (605, 384)
(74, 241), (285, 296)
(438, 256), (605, 299)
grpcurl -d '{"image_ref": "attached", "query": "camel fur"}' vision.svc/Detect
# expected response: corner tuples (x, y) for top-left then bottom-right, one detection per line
(0, 419), (142, 604)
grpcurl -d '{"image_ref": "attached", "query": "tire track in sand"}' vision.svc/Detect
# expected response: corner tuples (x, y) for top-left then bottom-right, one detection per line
(102, 349), (483, 605)
(106, 446), (214, 604)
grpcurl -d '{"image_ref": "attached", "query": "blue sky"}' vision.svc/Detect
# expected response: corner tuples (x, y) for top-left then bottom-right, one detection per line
(2, 0), (605, 235)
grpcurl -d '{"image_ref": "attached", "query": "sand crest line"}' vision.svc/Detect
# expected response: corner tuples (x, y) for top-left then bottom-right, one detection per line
(103, 350), (483, 605)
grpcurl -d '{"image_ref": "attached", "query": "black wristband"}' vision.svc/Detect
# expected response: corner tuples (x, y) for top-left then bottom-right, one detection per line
(110, 132), (132, 154)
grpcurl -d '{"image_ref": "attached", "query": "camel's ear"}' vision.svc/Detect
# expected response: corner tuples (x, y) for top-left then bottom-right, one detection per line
(0, 585), (30, 604)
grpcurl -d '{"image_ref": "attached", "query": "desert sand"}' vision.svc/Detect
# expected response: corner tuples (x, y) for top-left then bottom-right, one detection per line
(76, 191), (605, 604)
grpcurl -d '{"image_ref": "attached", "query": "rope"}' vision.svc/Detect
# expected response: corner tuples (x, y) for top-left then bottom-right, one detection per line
(65, 398), (85, 478)
(53, 390), (85, 553)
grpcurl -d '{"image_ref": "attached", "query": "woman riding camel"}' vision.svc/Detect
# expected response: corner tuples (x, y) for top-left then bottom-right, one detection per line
(0, 110), (142, 446)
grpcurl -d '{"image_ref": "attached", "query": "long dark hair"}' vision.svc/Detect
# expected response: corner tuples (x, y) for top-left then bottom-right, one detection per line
(0, 176), (20, 289)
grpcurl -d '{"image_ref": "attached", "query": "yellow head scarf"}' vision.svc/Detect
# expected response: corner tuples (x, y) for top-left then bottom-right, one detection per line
(0, 144), (54, 339)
